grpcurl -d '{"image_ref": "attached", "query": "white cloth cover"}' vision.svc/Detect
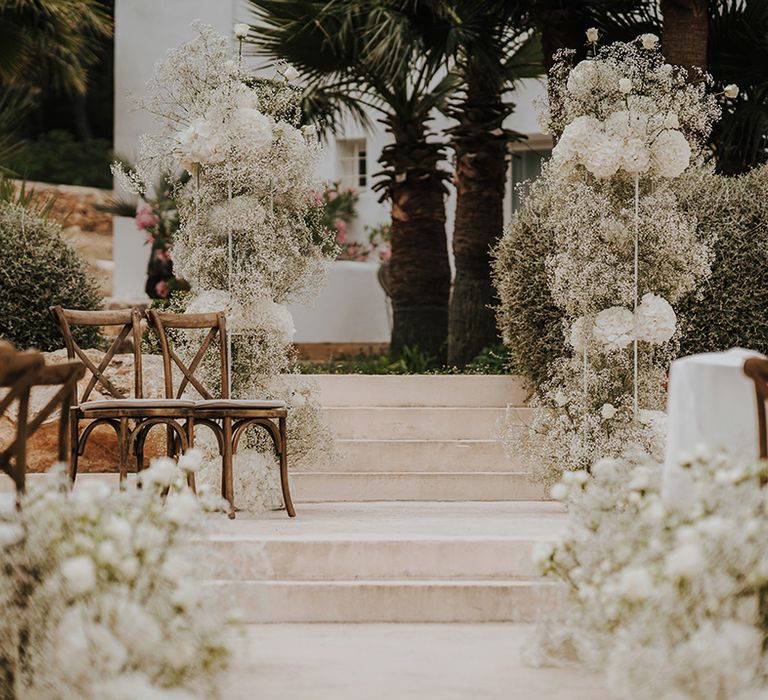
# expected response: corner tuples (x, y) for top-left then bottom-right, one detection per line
(662, 348), (764, 508)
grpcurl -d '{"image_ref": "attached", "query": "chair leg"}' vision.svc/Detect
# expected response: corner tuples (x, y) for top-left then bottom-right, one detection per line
(118, 417), (129, 489)
(222, 417), (235, 519)
(279, 416), (295, 518)
(186, 419), (196, 493)
(69, 409), (79, 484)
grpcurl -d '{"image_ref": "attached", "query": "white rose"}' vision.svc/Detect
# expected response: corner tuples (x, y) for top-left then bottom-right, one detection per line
(635, 293), (677, 344)
(164, 492), (200, 525)
(61, 555), (97, 596)
(531, 541), (555, 569)
(586, 27), (599, 43)
(600, 403), (617, 420)
(650, 128), (691, 177)
(639, 33), (659, 50)
(96, 541), (120, 567)
(178, 448), (203, 474)
(664, 112), (679, 129)
(617, 567), (653, 601)
(562, 470), (589, 486)
(724, 83), (739, 98)
(592, 458), (619, 479)
(300, 124), (317, 137)
(283, 64), (300, 81)
(665, 543), (706, 579)
(234, 22), (250, 39)
(103, 517), (132, 548)
(550, 483), (569, 501)
(140, 457), (178, 488)
(618, 77), (632, 94)
(118, 556), (140, 581)
(593, 306), (634, 351)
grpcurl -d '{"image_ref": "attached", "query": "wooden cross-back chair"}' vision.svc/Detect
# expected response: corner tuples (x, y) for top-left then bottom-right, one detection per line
(50, 306), (195, 485)
(146, 308), (294, 518)
(0, 341), (84, 498)
(744, 357), (768, 468)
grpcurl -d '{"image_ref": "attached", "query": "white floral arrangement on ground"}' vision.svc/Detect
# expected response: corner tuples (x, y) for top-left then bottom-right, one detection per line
(0, 454), (232, 699)
(496, 33), (722, 485)
(115, 22), (337, 510)
(530, 448), (768, 700)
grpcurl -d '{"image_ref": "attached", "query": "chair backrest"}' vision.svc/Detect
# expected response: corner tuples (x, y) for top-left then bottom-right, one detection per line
(0, 340), (84, 493)
(145, 309), (229, 401)
(744, 357), (768, 460)
(50, 306), (144, 402)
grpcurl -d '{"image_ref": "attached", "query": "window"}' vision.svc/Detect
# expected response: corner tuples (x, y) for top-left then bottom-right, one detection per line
(509, 148), (550, 213)
(338, 138), (367, 190)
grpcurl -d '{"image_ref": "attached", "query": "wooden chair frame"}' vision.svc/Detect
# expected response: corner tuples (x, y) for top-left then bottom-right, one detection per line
(0, 342), (84, 497)
(744, 357), (768, 465)
(146, 308), (294, 518)
(50, 306), (192, 485)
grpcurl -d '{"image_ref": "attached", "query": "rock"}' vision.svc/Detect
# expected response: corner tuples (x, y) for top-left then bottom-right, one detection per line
(2, 351), (172, 473)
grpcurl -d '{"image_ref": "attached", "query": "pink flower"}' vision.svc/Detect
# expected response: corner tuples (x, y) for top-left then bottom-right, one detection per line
(154, 280), (170, 298)
(327, 190), (338, 202)
(154, 246), (172, 262)
(312, 191), (323, 205)
(379, 246), (392, 262)
(348, 186), (359, 195)
(334, 219), (348, 244)
(135, 205), (159, 231)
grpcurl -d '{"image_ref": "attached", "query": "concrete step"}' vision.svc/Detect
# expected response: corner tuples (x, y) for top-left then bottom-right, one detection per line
(311, 374), (531, 408)
(210, 578), (549, 623)
(328, 439), (522, 472)
(324, 407), (528, 440)
(202, 537), (545, 580)
(292, 472), (546, 502)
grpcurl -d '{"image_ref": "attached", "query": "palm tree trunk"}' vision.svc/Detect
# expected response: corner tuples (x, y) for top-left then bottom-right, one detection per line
(384, 119), (451, 362)
(661, 0), (709, 70)
(447, 67), (509, 367)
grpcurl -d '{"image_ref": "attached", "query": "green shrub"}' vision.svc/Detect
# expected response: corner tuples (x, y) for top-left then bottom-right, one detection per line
(5, 130), (112, 188)
(677, 166), (768, 355)
(491, 188), (565, 384)
(0, 200), (103, 350)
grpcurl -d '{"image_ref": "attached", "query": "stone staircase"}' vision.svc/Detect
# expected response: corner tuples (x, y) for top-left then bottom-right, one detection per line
(293, 375), (545, 502)
(199, 375), (561, 624)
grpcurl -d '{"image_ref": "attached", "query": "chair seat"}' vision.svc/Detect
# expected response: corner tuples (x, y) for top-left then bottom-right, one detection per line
(80, 398), (197, 410)
(194, 399), (287, 409)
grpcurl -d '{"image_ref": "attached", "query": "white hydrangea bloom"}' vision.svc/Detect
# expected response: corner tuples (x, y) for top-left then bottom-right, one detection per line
(635, 292), (677, 344)
(592, 306), (634, 350)
(61, 556), (97, 596)
(651, 129), (691, 177)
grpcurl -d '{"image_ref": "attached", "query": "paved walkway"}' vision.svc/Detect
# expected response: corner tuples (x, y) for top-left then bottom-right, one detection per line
(224, 623), (613, 700)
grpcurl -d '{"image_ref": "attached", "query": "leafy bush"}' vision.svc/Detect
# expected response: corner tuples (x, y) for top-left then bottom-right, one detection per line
(0, 200), (102, 350)
(491, 190), (565, 384)
(492, 165), (768, 382)
(5, 130), (112, 188)
(677, 166), (768, 355)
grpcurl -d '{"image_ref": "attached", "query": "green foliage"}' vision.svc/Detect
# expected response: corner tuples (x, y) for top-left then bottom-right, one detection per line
(677, 166), (768, 355)
(491, 191), (566, 384)
(300, 343), (509, 375)
(4, 130), (112, 187)
(0, 199), (102, 351)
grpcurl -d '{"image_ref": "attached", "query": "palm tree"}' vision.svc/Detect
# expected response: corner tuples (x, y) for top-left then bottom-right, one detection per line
(248, 0), (455, 360)
(0, 0), (112, 95)
(661, 0), (709, 69)
(440, 1), (543, 366)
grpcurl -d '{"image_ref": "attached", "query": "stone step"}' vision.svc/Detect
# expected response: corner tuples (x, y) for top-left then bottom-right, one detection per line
(324, 407), (527, 440)
(210, 578), (549, 623)
(292, 472), (546, 502)
(311, 374), (531, 408)
(329, 439), (522, 472)
(202, 537), (545, 580)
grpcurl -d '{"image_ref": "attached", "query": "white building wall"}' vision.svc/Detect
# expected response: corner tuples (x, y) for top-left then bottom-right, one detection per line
(113, 0), (548, 341)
